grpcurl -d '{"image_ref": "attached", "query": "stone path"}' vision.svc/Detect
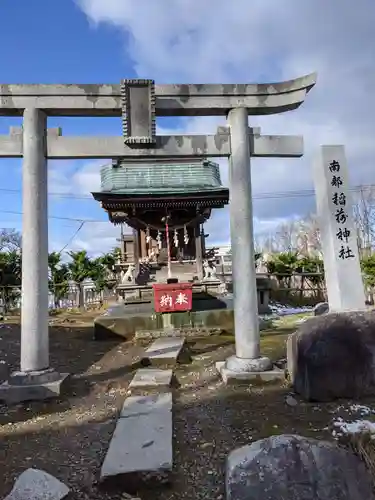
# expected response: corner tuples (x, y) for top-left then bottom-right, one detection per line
(128, 368), (173, 393)
(100, 337), (187, 488)
(142, 337), (186, 367)
(100, 393), (173, 482)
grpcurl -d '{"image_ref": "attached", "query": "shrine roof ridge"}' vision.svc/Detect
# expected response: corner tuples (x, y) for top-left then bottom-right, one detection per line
(94, 185), (229, 196)
(0, 73), (317, 117)
(92, 187), (229, 204)
(100, 160), (224, 192)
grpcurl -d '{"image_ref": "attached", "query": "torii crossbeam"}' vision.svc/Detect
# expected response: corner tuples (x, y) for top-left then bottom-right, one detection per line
(0, 74), (316, 402)
(0, 125), (303, 159)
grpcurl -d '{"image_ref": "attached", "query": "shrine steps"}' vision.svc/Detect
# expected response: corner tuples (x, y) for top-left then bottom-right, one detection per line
(153, 261), (196, 283)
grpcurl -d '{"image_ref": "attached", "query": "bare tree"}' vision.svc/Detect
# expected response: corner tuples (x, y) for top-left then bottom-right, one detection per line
(280, 221), (299, 252)
(297, 215), (322, 257)
(352, 186), (375, 257)
(0, 229), (21, 252)
(256, 233), (279, 254)
(256, 215), (322, 257)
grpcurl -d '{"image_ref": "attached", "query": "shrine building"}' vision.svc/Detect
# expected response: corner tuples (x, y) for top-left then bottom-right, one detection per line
(91, 158), (229, 280)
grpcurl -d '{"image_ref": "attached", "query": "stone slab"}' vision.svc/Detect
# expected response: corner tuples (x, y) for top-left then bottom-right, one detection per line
(216, 361), (285, 385)
(128, 368), (173, 391)
(4, 468), (70, 500)
(120, 392), (172, 418)
(0, 373), (69, 404)
(101, 393), (173, 481)
(142, 337), (186, 366)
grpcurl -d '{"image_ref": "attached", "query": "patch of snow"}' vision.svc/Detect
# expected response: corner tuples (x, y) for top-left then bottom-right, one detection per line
(268, 301), (312, 317)
(334, 404), (375, 416)
(332, 417), (375, 438)
(349, 404), (374, 415)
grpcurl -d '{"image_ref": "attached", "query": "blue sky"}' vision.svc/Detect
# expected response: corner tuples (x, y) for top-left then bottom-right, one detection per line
(0, 0), (374, 255)
(0, 0), (225, 255)
(0, 0), (134, 253)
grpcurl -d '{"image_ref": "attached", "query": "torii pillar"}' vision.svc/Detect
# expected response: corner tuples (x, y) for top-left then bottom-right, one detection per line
(224, 108), (270, 370)
(0, 123), (69, 404)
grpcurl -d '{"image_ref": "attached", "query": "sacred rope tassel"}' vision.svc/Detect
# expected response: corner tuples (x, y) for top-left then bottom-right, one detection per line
(173, 229), (179, 248)
(183, 225), (189, 245)
(156, 230), (162, 249)
(145, 225), (151, 244)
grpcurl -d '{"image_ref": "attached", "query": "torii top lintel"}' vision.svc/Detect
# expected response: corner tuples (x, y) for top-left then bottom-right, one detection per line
(0, 73), (316, 117)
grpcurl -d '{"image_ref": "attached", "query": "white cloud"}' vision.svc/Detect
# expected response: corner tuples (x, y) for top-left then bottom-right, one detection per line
(50, 221), (122, 258)
(68, 221), (121, 255)
(48, 160), (105, 195)
(68, 161), (104, 194)
(64, 0), (375, 254)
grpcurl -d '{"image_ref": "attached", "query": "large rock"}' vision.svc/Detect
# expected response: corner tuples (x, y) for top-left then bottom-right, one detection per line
(287, 310), (375, 401)
(313, 301), (329, 316)
(4, 468), (69, 500)
(226, 434), (374, 500)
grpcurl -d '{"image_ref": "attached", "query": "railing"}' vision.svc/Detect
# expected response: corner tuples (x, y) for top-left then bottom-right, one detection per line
(214, 269), (327, 305)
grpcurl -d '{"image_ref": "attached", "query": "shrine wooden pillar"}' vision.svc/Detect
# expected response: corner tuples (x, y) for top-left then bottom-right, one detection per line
(139, 229), (147, 259)
(133, 229), (140, 276)
(195, 224), (204, 280)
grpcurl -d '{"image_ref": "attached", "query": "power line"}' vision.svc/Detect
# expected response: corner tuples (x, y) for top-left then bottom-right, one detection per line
(58, 222), (85, 253)
(0, 183), (374, 202)
(0, 209), (106, 223)
(0, 187), (91, 200)
(0, 184), (374, 224)
(252, 184), (375, 200)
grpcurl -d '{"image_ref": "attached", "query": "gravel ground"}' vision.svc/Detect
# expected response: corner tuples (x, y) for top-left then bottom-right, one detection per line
(0, 315), (370, 499)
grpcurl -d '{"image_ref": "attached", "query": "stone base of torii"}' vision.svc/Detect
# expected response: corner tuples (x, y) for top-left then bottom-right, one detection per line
(0, 76), (317, 403)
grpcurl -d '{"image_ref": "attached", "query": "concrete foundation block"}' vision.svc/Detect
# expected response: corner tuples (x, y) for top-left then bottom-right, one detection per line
(216, 361), (285, 385)
(0, 371), (69, 404)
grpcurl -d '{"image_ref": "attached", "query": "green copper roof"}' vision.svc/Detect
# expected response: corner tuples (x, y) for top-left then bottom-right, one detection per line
(99, 160), (224, 194)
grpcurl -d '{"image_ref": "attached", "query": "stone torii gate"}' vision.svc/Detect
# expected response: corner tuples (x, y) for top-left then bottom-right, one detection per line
(0, 75), (316, 401)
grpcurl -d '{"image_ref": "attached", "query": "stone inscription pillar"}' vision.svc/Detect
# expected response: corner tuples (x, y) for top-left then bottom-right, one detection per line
(21, 108), (49, 373)
(224, 108), (271, 373)
(313, 145), (366, 312)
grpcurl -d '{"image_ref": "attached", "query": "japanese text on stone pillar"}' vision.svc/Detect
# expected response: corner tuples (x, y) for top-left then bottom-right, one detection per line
(329, 160), (355, 260)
